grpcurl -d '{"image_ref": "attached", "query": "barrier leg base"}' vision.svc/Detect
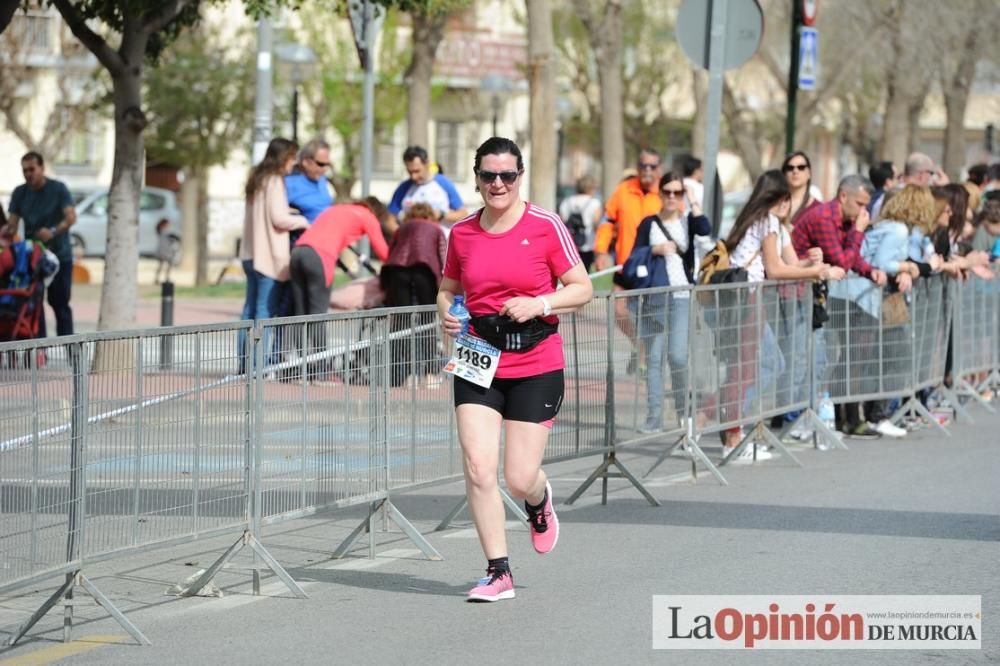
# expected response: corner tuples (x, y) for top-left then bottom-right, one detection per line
(186, 530), (307, 599)
(719, 426), (771, 467)
(564, 450), (661, 507)
(332, 499), (442, 561)
(434, 488), (527, 532)
(980, 370), (1000, 391)
(754, 423), (803, 467)
(936, 385), (975, 423)
(5, 572), (150, 647)
(955, 378), (995, 413)
(718, 422), (803, 468)
(891, 396), (950, 437)
(801, 409), (849, 451)
(644, 433), (728, 486)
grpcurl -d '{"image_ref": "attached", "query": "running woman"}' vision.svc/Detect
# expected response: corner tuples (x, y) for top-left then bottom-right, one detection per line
(437, 137), (593, 602)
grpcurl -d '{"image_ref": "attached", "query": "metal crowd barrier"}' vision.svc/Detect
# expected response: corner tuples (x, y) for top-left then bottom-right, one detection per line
(2, 272), (998, 646)
(943, 271), (1000, 418)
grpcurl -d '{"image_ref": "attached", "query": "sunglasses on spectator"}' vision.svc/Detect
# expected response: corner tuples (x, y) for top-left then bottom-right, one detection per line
(784, 163), (809, 172)
(661, 188), (684, 197)
(477, 169), (522, 185)
(638, 162), (660, 171)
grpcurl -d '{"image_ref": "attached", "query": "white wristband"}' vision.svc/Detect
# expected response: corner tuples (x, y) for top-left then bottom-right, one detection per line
(538, 295), (552, 317)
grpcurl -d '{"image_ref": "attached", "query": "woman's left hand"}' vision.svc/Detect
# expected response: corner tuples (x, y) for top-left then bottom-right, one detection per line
(500, 296), (545, 323)
(896, 271), (913, 293)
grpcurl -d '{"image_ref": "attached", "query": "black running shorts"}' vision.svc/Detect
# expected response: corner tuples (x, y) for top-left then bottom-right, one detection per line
(454, 369), (564, 425)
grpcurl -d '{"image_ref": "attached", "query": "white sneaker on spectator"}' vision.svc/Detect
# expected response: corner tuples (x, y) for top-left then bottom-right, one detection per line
(873, 419), (906, 438)
(724, 445), (773, 464)
(782, 427), (813, 444)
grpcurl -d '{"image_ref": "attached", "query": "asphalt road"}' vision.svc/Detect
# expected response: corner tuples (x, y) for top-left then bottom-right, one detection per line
(0, 401), (997, 665)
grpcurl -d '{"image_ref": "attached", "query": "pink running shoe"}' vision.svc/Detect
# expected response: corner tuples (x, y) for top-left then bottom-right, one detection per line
(527, 481), (559, 554)
(467, 569), (515, 602)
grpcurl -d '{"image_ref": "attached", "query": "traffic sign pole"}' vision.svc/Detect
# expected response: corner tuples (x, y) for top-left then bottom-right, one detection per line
(702, 0), (729, 237)
(785, 0), (801, 155)
(676, 0), (763, 234)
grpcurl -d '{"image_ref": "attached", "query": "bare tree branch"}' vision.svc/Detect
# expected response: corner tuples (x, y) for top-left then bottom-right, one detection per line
(142, 0), (190, 36)
(50, 0), (123, 74)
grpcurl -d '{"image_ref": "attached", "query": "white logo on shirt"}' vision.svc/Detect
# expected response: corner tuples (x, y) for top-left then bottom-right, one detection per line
(521, 238), (530, 245)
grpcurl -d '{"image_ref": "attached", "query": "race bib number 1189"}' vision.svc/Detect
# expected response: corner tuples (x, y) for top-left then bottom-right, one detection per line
(443, 335), (501, 388)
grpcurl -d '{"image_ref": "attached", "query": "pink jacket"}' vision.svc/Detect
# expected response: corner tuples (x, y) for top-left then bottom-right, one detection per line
(240, 175), (308, 281)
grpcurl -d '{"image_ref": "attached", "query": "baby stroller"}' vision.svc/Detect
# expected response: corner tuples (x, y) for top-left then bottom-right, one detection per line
(326, 247), (387, 386)
(0, 238), (59, 366)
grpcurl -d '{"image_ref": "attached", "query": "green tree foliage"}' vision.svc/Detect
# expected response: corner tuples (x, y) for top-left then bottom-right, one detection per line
(298, 4), (409, 198)
(554, 0), (686, 162)
(145, 22), (254, 285)
(144, 26), (253, 169)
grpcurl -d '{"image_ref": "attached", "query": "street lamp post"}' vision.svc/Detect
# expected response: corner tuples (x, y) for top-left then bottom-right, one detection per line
(480, 74), (512, 138)
(275, 42), (317, 144)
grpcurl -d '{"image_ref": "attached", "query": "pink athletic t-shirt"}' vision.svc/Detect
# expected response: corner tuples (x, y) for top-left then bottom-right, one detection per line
(443, 202), (581, 379)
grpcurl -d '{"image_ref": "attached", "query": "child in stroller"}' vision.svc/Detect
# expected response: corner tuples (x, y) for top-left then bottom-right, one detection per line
(0, 232), (60, 358)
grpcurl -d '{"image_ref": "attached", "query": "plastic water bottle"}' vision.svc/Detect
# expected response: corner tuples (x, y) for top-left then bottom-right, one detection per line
(922, 236), (934, 262)
(449, 295), (471, 338)
(818, 391), (836, 450)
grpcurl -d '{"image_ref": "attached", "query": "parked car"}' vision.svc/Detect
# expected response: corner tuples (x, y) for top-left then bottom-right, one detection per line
(71, 186), (182, 262)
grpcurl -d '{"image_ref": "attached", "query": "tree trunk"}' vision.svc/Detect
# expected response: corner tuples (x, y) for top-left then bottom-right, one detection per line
(526, 0), (556, 210)
(331, 175), (355, 201)
(691, 69), (708, 159)
(906, 86), (927, 160)
(877, 0), (919, 167)
(722, 78), (764, 183)
(195, 166), (210, 286)
(178, 174), (199, 275)
(879, 83), (910, 167)
(593, 2), (624, 201)
(941, 30), (980, 181)
(98, 35), (146, 333)
(405, 11), (446, 149)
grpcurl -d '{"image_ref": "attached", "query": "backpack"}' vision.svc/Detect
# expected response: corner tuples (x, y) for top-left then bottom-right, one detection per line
(561, 197), (592, 249)
(564, 211), (587, 249)
(620, 216), (669, 289)
(696, 239), (756, 310)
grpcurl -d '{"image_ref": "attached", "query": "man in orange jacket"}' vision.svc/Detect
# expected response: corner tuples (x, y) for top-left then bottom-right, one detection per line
(594, 148), (664, 372)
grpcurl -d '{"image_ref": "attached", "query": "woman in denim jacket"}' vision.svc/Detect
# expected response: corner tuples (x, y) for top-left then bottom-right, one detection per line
(849, 186), (936, 435)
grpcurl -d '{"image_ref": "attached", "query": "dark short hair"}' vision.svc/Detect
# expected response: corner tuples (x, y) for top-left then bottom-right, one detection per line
(576, 175), (596, 194)
(474, 137), (524, 172)
(988, 163), (1000, 182)
(869, 162), (895, 191)
(967, 163), (989, 186)
(637, 148), (661, 165)
(680, 155), (702, 178)
(402, 146), (428, 164)
(21, 151), (44, 167)
(357, 195), (390, 227)
(659, 171), (682, 189)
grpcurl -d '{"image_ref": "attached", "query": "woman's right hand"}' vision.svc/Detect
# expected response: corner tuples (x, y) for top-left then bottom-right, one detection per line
(655, 241), (678, 256)
(441, 310), (462, 338)
(820, 265), (846, 281)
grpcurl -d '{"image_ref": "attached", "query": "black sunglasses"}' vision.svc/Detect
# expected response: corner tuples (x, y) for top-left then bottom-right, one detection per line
(784, 163), (809, 172)
(312, 159), (331, 168)
(477, 169), (522, 185)
(638, 163), (660, 171)
(661, 188), (684, 197)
